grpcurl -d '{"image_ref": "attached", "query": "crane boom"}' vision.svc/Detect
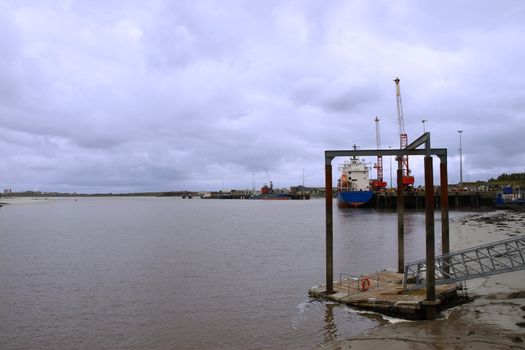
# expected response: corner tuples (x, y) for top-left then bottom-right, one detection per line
(393, 77), (414, 187)
(375, 116), (382, 151)
(371, 116), (387, 189)
(394, 77), (406, 137)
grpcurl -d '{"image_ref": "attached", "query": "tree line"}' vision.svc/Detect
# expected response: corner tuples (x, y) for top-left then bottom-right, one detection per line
(489, 172), (525, 182)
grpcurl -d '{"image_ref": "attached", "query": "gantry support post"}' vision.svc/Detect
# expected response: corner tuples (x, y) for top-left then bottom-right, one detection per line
(325, 161), (334, 294)
(397, 158), (404, 273)
(423, 155), (438, 320)
(440, 157), (450, 278)
(440, 159), (450, 255)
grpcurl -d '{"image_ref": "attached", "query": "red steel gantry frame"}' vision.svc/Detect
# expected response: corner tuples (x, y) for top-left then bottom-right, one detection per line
(324, 133), (449, 320)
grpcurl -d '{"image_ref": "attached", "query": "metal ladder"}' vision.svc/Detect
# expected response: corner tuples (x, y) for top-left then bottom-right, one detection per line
(403, 235), (525, 288)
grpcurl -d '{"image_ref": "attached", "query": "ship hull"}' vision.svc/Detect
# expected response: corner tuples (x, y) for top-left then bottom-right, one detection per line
(337, 191), (373, 208)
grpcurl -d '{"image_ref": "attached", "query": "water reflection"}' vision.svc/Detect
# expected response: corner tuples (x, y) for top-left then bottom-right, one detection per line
(323, 303), (338, 343)
(404, 212), (416, 235)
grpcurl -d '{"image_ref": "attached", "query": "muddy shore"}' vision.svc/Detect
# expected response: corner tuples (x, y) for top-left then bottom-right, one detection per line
(321, 210), (525, 350)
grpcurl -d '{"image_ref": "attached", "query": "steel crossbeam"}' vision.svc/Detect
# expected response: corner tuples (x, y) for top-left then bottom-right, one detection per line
(403, 235), (525, 288)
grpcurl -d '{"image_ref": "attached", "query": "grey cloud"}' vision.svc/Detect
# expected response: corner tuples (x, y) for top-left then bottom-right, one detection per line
(0, 1), (523, 192)
(291, 78), (380, 112)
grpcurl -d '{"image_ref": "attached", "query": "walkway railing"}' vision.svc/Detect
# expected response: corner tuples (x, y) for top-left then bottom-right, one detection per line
(403, 235), (525, 288)
(339, 272), (396, 295)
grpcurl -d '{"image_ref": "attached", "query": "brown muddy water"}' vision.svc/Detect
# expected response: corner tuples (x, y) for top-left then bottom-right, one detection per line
(0, 197), (467, 349)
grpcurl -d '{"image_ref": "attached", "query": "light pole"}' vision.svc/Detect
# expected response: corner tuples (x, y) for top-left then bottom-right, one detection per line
(458, 130), (463, 188)
(389, 145), (392, 188)
(302, 168), (305, 188)
(421, 119), (428, 133)
(251, 173), (255, 192)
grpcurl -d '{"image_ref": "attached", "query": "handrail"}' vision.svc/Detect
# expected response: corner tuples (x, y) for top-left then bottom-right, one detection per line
(338, 272), (394, 294)
(403, 235), (525, 288)
(339, 273), (361, 295)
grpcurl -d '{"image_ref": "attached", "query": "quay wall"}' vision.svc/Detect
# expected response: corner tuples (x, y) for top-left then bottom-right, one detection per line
(369, 191), (497, 209)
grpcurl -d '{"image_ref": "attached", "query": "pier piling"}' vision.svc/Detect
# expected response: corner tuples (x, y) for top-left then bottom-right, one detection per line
(440, 159), (451, 277)
(325, 163), (334, 294)
(424, 155), (437, 319)
(397, 159), (404, 273)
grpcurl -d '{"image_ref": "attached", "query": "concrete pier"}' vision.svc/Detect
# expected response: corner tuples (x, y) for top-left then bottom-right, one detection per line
(308, 271), (458, 319)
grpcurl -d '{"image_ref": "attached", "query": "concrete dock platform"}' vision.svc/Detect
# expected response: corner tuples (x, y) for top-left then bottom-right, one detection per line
(308, 271), (459, 319)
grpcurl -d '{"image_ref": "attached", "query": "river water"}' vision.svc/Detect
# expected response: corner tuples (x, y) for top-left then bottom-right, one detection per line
(0, 197), (465, 349)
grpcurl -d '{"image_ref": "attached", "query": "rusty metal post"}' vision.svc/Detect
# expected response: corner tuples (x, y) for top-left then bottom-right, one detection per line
(424, 155), (437, 320)
(397, 158), (404, 273)
(440, 160), (449, 255)
(325, 162), (334, 294)
(440, 159), (450, 279)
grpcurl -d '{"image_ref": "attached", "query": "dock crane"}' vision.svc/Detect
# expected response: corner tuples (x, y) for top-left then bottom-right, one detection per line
(394, 77), (415, 187)
(371, 116), (387, 190)
(262, 168), (274, 194)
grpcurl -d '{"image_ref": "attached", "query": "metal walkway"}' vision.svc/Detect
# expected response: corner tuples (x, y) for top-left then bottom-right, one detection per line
(403, 235), (525, 288)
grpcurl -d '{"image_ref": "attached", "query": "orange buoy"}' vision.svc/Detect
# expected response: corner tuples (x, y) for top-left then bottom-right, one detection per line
(360, 277), (371, 291)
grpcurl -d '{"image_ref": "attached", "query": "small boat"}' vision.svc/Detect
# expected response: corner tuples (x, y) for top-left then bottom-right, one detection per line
(337, 151), (373, 208)
(496, 186), (525, 207)
(251, 181), (291, 200)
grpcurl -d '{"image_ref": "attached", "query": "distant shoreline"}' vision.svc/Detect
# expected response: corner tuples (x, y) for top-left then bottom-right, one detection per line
(1, 191), (195, 198)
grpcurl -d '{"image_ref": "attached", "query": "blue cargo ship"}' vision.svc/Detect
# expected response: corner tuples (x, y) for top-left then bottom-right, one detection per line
(337, 155), (373, 207)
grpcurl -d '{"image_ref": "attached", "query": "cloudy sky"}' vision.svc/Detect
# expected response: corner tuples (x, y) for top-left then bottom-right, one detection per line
(1, 1), (524, 193)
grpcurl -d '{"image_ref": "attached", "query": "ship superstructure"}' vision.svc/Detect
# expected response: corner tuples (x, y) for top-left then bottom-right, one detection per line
(337, 148), (373, 207)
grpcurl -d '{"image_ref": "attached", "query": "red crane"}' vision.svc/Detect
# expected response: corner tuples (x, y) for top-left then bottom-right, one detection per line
(394, 77), (414, 187)
(371, 116), (387, 190)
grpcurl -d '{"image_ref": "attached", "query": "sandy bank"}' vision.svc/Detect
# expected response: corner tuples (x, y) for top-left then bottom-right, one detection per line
(321, 210), (525, 350)
(0, 197), (54, 206)
(0, 197), (88, 206)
